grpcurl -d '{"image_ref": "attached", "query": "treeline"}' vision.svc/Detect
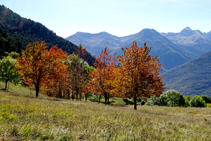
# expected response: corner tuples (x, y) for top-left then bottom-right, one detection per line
(10, 41), (165, 110)
(1, 41), (210, 110)
(144, 90), (211, 108)
(0, 5), (94, 65)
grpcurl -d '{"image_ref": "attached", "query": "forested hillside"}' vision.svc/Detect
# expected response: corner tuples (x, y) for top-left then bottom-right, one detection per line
(0, 5), (94, 65)
(0, 29), (24, 58)
(163, 51), (211, 97)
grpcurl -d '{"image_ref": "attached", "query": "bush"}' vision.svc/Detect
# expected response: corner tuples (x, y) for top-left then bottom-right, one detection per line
(201, 95), (211, 103)
(207, 104), (211, 108)
(184, 96), (192, 107)
(189, 96), (206, 107)
(161, 90), (185, 107)
(156, 93), (168, 106)
(184, 96), (191, 101)
(140, 100), (146, 105)
(145, 95), (158, 106)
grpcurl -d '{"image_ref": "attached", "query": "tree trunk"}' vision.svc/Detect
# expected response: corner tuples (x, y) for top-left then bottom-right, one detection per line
(35, 86), (39, 98)
(85, 93), (88, 101)
(72, 90), (74, 100)
(107, 93), (109, 104)
(4, 80), (8, 90)
(104, 94), (107, 104)
(76, 88), (78, 100)
(67, 89), (70, 99)
(98, 95), (101, 103)
(134, 97), (137, 110)
(79, 91), (81, 101)
(35, 80), (40, 98)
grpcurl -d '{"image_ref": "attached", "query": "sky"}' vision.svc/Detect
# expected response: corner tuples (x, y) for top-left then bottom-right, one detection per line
(1, 0), (211, 38)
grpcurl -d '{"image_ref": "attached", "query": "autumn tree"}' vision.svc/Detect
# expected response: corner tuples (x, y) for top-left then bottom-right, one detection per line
(90, 47), (116, 104)
(115, 41), (165, 110)
(14, 41), (68, 98)
(0, 56), (19, 90)
(43, 46), (68, 98)
(63, 45), (92, 100)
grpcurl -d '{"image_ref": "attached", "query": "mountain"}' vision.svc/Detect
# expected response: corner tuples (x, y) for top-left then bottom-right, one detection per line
(205, 31), (211, 39)
(0, 29), (24, 58)
(162, 27), (211, 56)
(163, 51), (211, 97)
(66, 29), (198, 71)
(0, 5), (94, 65)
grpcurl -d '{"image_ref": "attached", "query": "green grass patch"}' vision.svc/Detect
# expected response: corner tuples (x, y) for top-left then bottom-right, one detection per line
(0, 90), (211, 140)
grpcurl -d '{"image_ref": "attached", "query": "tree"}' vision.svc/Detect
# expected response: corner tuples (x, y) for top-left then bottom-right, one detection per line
(14, 41), (68, 98)
(189, 96), (206, 107)
(14, 41), (49, 97)
(162, 90), (185, 107)
(90, 47), (116, 104)
(43, 46), (68, 98)
(64, 52), (93, 100)
(0, 56), (19, 90)
(201, 95), (211, 103)
(115, 41), (165, 110)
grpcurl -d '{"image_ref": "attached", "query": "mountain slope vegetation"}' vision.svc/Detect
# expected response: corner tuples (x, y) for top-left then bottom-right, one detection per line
(0, 5), (94, 65)
(163, 51), (211, 97)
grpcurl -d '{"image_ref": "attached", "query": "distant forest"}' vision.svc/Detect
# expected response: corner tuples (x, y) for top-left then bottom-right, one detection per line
(0, 5), (94, 65)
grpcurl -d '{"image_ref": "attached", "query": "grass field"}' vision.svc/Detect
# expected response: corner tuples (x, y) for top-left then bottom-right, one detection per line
(0, 83), (211, 140)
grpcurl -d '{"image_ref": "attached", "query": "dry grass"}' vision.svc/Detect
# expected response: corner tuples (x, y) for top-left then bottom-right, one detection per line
(0, 90), (211, 140)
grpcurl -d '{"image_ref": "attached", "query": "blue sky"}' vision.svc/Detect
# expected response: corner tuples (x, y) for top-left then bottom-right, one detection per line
(1, 0), (211, 38)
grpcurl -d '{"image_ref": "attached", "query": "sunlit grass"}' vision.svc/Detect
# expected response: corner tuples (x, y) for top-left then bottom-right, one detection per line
(0, 89), (211, 140)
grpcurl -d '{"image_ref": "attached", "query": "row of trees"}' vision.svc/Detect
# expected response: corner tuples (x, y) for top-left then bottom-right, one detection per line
(145, 90), (210, 107)
(13, 41), (165, 110)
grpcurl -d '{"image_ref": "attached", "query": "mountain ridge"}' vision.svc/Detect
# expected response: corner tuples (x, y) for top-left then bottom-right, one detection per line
(66, 28), (199, 71)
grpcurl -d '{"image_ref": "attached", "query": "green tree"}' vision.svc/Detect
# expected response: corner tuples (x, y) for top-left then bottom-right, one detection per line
(64, 53), (93, 100)
(184, 96), (192, 107)
(189, 96), (206, 107)
(0, 56), (19, 90)
(162, 90), (185, 107)
(201, 95), (211, 103)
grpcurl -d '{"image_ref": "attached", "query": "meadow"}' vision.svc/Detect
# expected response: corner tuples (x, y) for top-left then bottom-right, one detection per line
(0, 83), (211, 140)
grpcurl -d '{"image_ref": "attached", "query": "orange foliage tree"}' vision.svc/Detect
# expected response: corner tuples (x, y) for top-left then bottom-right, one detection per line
(44, 46), (68, 97)
(90, 47), (116, 104)
(115, 41), (165, 110)
(14, 41), (68, 98)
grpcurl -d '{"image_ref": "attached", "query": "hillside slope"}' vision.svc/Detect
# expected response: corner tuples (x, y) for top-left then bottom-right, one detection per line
(0, 5), (94, 65)
(163, 51), (211, 97)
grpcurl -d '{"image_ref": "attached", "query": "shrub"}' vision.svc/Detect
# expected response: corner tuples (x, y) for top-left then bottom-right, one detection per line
(156, 93), (168, 106)
(189, 96), (206, 107)
(201, 95), (211, 103)
(140, 100), (146, 105)
(184, 96), (191, 101)
(206, 103), (211, 108)
(145, 95), (158, 106)
(161, 90), (185, 107)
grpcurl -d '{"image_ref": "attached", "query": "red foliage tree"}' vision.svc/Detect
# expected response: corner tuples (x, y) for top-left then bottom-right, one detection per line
(14, 41), (68, 98)
(90, 47), (116, 104)
(115, 41), (165, 110)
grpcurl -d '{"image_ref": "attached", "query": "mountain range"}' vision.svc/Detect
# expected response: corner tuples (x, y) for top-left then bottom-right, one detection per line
(66, 28), (211, 71)
(162, 27), (211, 56)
